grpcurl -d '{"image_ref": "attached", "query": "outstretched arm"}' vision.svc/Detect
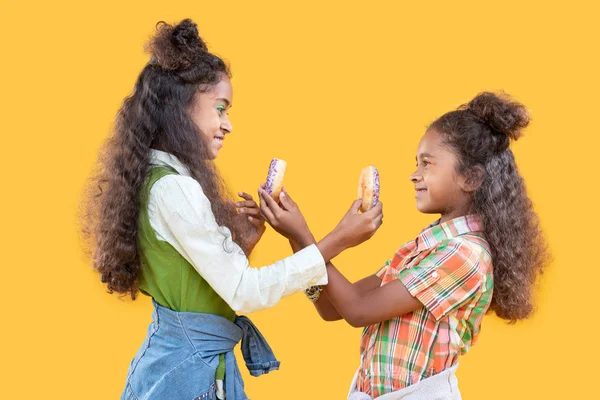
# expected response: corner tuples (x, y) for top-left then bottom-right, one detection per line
(314, 271), (383, 321)
(324, 263), (422, 327)
(290, 239), (382, 321)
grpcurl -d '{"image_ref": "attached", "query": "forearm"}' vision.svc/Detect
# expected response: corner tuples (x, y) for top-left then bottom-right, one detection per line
(312, 289), (342, 321)
(325, 265), (422, 327)
(289, 234), (383, 324)
(293, 233), (347, 264)
(289, 239), (343, 321)
(310, 264), (383, 322)
(315, 230), (348, 264)
(322, 264), (369, 327)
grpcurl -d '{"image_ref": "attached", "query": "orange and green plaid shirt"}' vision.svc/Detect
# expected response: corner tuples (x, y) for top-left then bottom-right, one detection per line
(356, 215), (493, 397)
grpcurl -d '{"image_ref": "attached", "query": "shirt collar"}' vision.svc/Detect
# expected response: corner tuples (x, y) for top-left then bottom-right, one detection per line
(149, 149), (191, 177)
(415, 215), (483, 252)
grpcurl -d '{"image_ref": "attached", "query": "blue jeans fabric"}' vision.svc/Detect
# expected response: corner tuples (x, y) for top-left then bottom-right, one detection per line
(121, 300), (280, 400)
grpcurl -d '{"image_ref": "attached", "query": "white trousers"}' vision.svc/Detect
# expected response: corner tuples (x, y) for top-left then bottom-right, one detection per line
(348, 364), (461, 400)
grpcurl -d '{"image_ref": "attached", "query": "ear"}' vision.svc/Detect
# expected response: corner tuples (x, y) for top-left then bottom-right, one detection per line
(459, 166), (484, 193)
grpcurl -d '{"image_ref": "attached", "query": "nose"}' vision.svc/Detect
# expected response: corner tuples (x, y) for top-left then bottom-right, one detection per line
(221, 115), (232, 134)
(410, 169), (420, 183)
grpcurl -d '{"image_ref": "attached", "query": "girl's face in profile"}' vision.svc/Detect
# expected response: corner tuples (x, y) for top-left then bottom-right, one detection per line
(189, 75), (233, 160)
(410, 129), (474, 222)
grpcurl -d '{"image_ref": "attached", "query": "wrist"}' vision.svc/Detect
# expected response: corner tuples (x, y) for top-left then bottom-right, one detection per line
(289, 238), (301, 253)
(326, 228), (348, 253)
(316, 230), (347, 263)
(295, 230), (316, 248)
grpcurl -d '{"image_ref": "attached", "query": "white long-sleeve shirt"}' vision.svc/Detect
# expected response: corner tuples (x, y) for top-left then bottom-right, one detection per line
(146, 150), (328, 314)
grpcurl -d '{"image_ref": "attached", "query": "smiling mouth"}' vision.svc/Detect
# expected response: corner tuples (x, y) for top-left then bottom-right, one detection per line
(415, 188), (427, 196)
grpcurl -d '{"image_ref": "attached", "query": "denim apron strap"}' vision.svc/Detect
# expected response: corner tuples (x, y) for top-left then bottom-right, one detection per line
(219, 316), (280, 400)
(235, 315), (281, 377)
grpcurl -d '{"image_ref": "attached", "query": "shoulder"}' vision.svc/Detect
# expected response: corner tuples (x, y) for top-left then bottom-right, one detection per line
(149, 174), (212, 212)
(430, 235), (491, 274)
(151, 173), (203, 191)
(461, 233), (493, 272)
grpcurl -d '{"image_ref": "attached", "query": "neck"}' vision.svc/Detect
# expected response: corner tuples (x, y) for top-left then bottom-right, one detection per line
(440, 213), (463, 224)
(440, 203), (472, 223)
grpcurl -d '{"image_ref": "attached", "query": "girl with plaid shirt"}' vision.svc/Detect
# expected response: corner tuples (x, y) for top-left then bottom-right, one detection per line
(259, 92), (549, 399)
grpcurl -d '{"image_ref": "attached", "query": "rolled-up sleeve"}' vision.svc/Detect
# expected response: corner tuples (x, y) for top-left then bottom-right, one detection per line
(400, 239), (483, 321)
(148, 174), (327, 314)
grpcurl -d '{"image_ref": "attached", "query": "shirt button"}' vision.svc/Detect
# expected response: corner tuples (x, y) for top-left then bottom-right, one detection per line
(431, 271), (439, 278)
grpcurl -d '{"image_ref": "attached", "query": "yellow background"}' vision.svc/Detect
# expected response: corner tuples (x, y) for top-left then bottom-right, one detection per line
(2, 0), (598, 398)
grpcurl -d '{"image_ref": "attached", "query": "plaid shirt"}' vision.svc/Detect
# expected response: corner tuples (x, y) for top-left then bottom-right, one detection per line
(356, 215), (493, 396)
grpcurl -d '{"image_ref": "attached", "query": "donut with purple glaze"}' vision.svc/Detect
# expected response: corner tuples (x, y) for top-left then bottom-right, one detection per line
(264, 158), (287, 202)
(357, 166), (380, 212)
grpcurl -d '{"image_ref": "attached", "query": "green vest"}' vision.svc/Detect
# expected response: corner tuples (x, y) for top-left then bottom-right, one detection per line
(137, 166), (234, 379)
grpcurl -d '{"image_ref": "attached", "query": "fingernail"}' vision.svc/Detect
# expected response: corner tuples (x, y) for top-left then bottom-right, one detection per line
(235, 202), (241, 206)
(239, 208), (245, 213)
(280, 192), (285, 197)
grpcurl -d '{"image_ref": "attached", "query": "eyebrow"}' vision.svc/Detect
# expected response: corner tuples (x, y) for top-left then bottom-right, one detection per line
(416, 152), (436, 160)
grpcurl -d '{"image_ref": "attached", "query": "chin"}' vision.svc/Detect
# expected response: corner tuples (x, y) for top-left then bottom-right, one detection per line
(415, 201), (428, 213)
(416, 203), (438, 215)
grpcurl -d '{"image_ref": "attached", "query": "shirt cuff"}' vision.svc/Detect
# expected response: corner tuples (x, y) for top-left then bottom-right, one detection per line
(295, 244), (328, 287)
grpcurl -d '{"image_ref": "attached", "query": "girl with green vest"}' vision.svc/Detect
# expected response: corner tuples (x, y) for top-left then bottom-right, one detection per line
(81, 19), (383, 400)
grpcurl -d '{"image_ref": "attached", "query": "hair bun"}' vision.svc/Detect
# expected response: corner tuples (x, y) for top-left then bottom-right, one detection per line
(467, 92), (530, 141)
(145, 19), (207, 71)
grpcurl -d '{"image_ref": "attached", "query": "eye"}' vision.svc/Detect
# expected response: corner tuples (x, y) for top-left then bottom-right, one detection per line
(423, 160), (430, 167)
(216, 105), (226, 115)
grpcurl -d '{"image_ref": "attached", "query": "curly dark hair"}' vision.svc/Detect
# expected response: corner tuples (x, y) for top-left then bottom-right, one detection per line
(430, 92), (550, 322)
(81, 19), (257, 299)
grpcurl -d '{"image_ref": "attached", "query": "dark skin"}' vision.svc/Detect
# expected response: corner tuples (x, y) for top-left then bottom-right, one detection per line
(411, 129), (478, 223)
(255, 129), (481, 327)
(257, 187), (384, 262)
(235, 186), (384, 266)
(287, 228), (421, 327)
(233, 191), (266, 255)
(254, 189), (416, 327)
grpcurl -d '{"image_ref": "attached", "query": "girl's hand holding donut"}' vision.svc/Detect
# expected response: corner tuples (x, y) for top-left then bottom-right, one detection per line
(329, 199), (383, 250)
(258, 185), (314, 247)
(232, 192), (266, 255)
(236, 192), (265, 230)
